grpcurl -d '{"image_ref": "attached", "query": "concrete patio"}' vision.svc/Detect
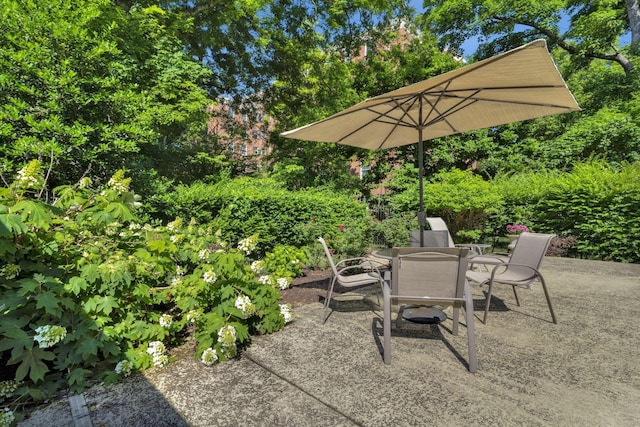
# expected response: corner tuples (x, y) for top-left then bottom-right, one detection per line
(18, 256), (640, 426)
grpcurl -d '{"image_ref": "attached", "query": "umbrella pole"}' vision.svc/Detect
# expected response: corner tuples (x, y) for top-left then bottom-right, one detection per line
(418, 128), (426, 247)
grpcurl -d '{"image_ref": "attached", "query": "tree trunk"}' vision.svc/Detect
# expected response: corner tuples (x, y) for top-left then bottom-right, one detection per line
(627, 0), (640, 53)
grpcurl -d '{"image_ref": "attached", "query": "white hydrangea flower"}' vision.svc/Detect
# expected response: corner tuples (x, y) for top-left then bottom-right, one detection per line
(250, 260), (265, 273)
(169, 276), (182, 286)
(198, 248), (210, 260)
(153, 353), (169, 367)
(175, 265), (187, 276)
(222, 343), (237, 358)
(0, 408), (15, 427)
(13, 161), (44, 190)
(234, 295), (256, 317)
(167, 218), (182, 231)
(78, 177), (92, 188)
(159, 314), (173, 328)
(186, 310), (199, 323)
(280, 304), (294, 324)
(170, 234), (184, 244)
(33, 325), (67, 348)
(218, 325), (237, 347)
(201, 348), (218, 366)
(237, 234), (258, 255)
(277, 277), (291, 290)
(147, 341), (166, 356)
(129, 223), (141, 230)
(258, 275), (272, 285)
(147, 341), (169, 367)
(114, 360), (133, 377)
(0, 380), (20, 399)
(0, 264), (20, 280)
(203, 270), (217, 284)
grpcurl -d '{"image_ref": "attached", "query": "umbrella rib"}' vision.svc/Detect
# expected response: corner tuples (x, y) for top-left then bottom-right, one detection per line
(330, 96), (419, 146)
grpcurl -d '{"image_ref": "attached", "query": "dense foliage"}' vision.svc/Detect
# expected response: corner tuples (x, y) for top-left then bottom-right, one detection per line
(155, 177), (377, 259)
(378, 159), (640, 262)
(0, 164), (301, 414)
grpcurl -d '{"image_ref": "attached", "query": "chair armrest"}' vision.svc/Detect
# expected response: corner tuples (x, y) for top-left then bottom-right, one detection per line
(334, 256), (371, 268)
(489, 262), (542, 282)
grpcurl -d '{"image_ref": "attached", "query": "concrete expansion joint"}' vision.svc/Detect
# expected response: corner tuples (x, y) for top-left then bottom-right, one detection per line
(68, 393), (93, 427)
(243, 353), (365, 427)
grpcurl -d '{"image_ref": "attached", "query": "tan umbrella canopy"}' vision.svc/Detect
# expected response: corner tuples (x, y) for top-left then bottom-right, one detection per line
(281, 39), (580, 244)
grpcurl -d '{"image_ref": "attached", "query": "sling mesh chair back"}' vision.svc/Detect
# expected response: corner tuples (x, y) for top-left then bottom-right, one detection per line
(318, 237), (384, 324)
(466, 232), (557, 324)
(409, 230), (450, 248)
(383, 247), (477, 372)
(425, 217), (456, 247)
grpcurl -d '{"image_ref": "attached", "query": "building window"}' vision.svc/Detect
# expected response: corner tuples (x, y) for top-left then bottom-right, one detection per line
(241, 144), (247, 156)
(228, 106), (234, 118)
(242, 113), (248, 122)
(228, 142), (235, 153)
(360, 166), (370, 179)
(253, 146), (260, 155)
(252, 129), (259, 139)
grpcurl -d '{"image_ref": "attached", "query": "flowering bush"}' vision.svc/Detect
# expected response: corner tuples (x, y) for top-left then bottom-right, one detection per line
(0, 163), (305, 411)
(506, 223), (529, 234)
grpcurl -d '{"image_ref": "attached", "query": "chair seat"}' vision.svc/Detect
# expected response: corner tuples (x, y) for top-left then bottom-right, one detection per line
(466, 269), (535, 289)
(338, 271), (383, 287)
(465, 232), (557, 324)
(469, 254), (510, 265)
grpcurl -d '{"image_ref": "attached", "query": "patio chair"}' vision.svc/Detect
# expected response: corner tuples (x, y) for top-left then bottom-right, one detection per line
(425, 217), (456, 247)
(466, 232), (557, 324)
(409, 230), (450, 247)
(383, 247), (477, 372)
(318, 237), (385, 324)
(426, 217), (491, 256)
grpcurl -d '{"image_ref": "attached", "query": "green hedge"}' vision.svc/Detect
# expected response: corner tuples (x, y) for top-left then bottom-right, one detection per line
(383, 161), (640, 263)
(158, 177), (376, 257)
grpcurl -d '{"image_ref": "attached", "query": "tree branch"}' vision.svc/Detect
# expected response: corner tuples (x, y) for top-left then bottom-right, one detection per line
(492, 15), (634, 76)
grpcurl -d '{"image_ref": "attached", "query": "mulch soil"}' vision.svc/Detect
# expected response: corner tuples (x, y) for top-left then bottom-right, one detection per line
(279, 268), (333, 308)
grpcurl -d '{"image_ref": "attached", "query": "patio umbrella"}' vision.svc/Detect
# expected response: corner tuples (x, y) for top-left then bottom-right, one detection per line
(281, 39), (580, 245)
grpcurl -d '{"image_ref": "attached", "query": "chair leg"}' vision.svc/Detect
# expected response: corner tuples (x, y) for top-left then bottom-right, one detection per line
(483, 281), (495, 324)
(451, 306), (459, 336)
(322, 276), (338, 324)
(464, 282), (478, 373)
(512, 285), (521, 306)
(539, 275), (558, 324)
(383, 287), (392, 364)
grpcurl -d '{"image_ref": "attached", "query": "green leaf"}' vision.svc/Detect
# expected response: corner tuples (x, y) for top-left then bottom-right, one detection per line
(77, 338), (101, 358)
(13, 200), (54, 231)
(65, 276), (88, 296)
(0, 212), (27, 237)
(35, 292), (62, 316)
(96, 296), (119, 315)
(104, 202), (136, 222)
(68, 368), (92, 388)
(81, 263), (100, 284)
(12, 346), (55, 383)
